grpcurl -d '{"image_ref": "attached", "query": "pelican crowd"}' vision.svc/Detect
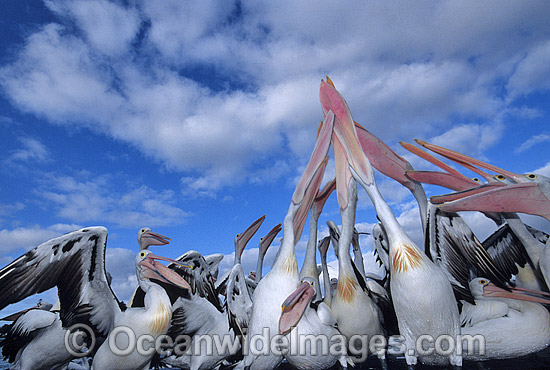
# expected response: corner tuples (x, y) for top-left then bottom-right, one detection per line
(2, 78), (550, 370)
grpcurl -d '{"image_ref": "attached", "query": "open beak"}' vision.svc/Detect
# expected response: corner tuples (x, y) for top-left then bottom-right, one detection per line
(141, 230), (171, 247)
(279, 282), (316, 334)
(484, 283), (550, 304)
(140, 253), (191, 290)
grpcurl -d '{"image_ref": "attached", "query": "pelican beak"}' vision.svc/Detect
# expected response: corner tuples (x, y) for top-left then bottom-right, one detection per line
(317, 235), (331, 261)
(236, 215), (266, 249)
(406, 170), (481, 192)
(415, 139), (524, 182)
(141, 231), (171, 246)
(290, 106), (334, 242)
(436, 182), (550, 221)
(320, 78), (376, 211)
(312, 178), (336, 220)
(259, 223), (282, 257)
(483, 283), (550, 304)
(140, 253), (191, 290)
(279, 282), (315, 334)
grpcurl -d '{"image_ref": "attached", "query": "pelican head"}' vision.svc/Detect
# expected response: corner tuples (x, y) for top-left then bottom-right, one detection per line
(470, 278), (550, 304)
(138, 228), (171, 251)
(136, 250), (190, 291)
(278, 280), (316, 334)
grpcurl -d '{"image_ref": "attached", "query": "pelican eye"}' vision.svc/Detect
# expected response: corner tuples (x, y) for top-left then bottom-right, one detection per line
(496, 175), (505, 181)
(479, 279), (488, 285)
(526, 174), (537, 180)
(139, 251), (147, 259)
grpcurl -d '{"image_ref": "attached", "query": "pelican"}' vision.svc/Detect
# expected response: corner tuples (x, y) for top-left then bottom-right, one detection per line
(215, 216), (265, 293)
(161, 250), (248, 370)
(281, 179), (349, 370)
(236, 108), (334, 370)
(406, 140), (550, 291)
(0, 227), (190, 370)
(320, 77), (462, 367)
(460, 278), (550, 360)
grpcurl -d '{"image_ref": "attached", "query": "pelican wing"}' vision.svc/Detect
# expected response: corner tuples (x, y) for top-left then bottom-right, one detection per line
(169, 250), (223, 312)
(482, 223), (530, 274)
(426, 205), (512, 303)
(0, 227), (121, 336)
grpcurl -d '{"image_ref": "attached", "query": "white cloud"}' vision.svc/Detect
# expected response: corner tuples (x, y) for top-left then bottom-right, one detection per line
(0, 223), (82, 255)
(4, 137), (52, 170)
(105, 247), (139, 302)
(507, 40), (550, 101)
(35, 172), (190, 228)
(427, 123), (505, 161)
(1, 0), (549, 196)
(46, 0), (142, 57)
(515, 134), (550, 154)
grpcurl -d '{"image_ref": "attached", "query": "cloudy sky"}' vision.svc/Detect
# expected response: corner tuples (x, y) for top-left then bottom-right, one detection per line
(1, 0), (550, 313)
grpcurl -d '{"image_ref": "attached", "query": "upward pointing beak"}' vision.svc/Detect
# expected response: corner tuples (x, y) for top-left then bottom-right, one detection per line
(259, 223), (282, 256)
(141, 253), (191, 290)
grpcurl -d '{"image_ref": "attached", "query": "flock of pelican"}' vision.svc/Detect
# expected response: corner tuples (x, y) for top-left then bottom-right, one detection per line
(2, 78), (550, 370)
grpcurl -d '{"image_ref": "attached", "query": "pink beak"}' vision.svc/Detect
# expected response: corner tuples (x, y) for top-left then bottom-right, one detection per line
(140, 253), (191, 290)
(279, 282), (316, 334)
(484, 282), (550, 304)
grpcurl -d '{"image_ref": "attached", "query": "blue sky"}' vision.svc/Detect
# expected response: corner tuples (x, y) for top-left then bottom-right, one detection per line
(1, 0), (550, 313)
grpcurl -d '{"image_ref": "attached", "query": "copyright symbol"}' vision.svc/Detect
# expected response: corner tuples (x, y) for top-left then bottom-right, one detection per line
(64, 323), (96, 357)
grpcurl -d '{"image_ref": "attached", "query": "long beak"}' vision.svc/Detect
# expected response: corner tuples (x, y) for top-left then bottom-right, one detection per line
(259, 223), (282, 257)
(141, 254), (191, 290)
(320, 79), (375, 195)
(406, 170), (481, 192)
(279, 282), (315, 334)
(415, 139), (524, 182)
(141, 231), (171, 248)
(312, 177), (336, 220)
(236, 215), (266, 255)
(317, 235), (331, 261)
(437, 182), (550, 221)
(484, 283), (550, 304)
(290, 107), (334, 243)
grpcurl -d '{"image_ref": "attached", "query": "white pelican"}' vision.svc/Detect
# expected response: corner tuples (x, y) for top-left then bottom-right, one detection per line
(0, 227), (190, 370)
(162, 253), (248, 370)
(236, 109), (335, 370)
(215, 216), (265, 293)
(461, 278), (550, 360)
(320, 77), (462, 367)
(406, 140), (550, 291)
